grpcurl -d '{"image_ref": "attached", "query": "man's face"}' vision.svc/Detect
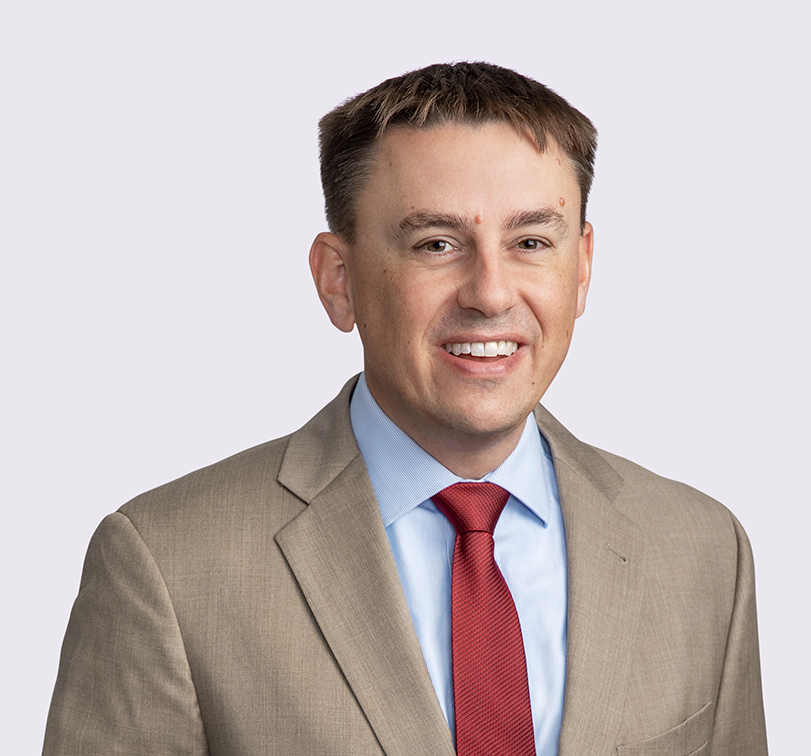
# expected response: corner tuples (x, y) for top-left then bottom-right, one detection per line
(313, 121), (593, 461)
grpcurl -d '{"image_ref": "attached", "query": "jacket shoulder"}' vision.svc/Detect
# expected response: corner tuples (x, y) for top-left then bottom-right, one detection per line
(117, 376), (361, 543)
(586, 444), (753, 585)
(118, 434), (300, 536)
(593, 444), (737, 523)
(535, 404), (747, 556)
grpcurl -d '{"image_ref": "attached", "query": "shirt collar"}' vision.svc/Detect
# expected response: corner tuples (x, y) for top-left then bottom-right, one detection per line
(349, 373), (553, 528)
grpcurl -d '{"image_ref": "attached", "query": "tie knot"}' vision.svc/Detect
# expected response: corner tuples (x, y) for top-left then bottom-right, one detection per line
(432, 482), (510, 535)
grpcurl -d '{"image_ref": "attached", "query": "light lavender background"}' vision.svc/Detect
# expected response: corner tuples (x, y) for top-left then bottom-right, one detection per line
(2, 1), (807, 752)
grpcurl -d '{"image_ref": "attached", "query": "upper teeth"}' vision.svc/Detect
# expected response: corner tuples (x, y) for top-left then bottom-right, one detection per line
(444, 341), (518, 357)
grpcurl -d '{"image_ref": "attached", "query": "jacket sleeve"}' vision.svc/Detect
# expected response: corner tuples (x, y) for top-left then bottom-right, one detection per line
(709, 513), (768, 755)
(42, 512), (209, 755)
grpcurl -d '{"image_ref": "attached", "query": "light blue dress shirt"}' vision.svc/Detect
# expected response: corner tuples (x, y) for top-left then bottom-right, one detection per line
(350, 374), (567, 755)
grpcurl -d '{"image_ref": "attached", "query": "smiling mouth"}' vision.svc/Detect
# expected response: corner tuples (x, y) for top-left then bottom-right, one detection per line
(443, 340), (519, 358)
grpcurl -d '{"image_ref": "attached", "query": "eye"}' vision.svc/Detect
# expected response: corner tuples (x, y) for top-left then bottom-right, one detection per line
(418, 239), (458, 255)
(515, 238), (550, 252)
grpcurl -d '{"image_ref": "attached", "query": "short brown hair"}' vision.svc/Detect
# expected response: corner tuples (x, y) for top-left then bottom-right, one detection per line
(318, 62), (597, 241)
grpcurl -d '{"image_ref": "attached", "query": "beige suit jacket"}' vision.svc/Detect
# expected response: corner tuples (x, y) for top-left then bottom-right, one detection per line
(43, 377), (767, 755)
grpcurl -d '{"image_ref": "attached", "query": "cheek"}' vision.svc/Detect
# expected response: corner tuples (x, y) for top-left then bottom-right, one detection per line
(353, 269), (415, 343)
(527, 270), (582, 332)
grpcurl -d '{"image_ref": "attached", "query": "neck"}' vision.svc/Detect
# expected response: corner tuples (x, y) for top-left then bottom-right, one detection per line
(408, 424), (525, 479)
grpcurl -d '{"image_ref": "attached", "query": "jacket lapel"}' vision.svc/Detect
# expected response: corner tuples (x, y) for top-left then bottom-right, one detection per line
(275, 378), (455, 756)
(535, 406), (646, 756)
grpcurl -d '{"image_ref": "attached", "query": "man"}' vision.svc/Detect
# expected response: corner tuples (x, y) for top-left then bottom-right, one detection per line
(43, 63), (767, 755)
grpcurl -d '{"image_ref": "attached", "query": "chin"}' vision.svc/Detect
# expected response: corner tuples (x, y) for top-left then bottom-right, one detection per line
(439, 403), (532, 441)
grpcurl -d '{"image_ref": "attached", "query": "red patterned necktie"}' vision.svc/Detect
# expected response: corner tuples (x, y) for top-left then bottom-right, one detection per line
(432, 482), (536, 756)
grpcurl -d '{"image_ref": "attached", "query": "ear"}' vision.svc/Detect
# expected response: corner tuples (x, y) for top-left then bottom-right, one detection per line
(575, 221), (594, 319)
(309, 232), (356, 333)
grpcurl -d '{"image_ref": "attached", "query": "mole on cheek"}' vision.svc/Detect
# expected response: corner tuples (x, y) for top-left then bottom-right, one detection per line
(475, 214), (483, 224)
(559, 197), (565, 207)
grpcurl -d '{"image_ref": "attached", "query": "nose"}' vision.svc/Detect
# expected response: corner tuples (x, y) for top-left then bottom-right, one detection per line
(456, 245), (517, 318)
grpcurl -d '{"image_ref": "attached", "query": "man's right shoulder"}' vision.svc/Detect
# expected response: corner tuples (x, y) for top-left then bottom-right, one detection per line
(119, 434), (297, 530)
(116, 376), (362, 540)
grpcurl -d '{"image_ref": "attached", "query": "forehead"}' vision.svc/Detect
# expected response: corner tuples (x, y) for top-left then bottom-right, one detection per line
(358, 122), (581, 225)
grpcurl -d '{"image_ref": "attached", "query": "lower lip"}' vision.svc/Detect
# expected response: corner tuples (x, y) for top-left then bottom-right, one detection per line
(437, 345), (523, 376)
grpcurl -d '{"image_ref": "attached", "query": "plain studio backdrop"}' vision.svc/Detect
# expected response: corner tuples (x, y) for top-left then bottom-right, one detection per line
(2, 1), (807, 752)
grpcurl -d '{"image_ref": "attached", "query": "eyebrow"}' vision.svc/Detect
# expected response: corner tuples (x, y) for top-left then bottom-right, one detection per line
(395, 207), (569, 240)
(504, 208), (569, 233)
(396, 211), (474, 239)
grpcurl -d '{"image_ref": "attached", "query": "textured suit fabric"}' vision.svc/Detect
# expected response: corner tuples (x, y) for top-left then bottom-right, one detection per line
(43, 376), (767, 755)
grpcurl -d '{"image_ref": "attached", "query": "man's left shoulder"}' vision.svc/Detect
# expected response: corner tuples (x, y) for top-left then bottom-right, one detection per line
(588, 443), (753, 582)
(594, 445), (734, 520)
(535, 404), (748, 556)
